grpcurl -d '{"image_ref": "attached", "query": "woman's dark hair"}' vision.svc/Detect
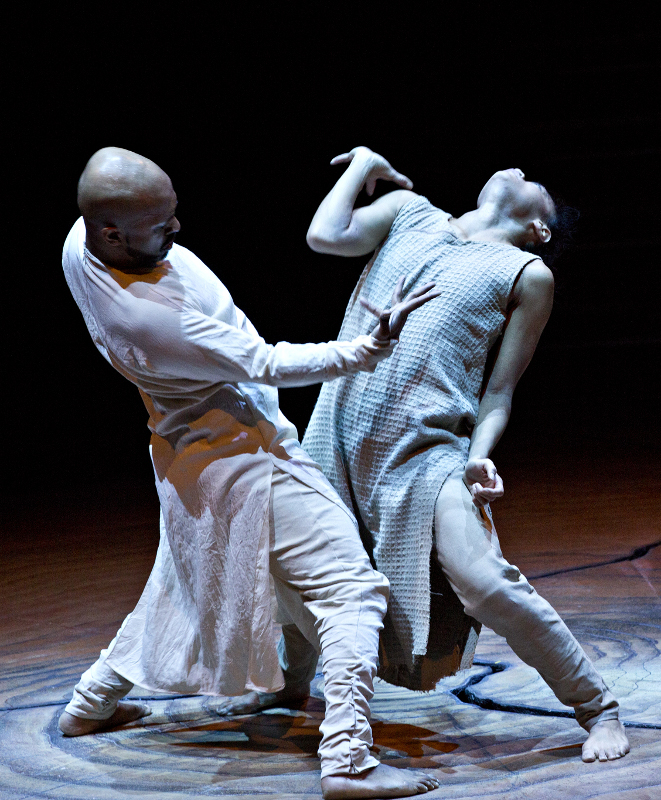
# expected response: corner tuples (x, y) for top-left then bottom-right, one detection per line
(525, 191), (580, 267)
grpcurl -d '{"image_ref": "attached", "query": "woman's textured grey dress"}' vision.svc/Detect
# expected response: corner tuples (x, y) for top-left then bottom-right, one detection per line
(302, 197), (539, 690)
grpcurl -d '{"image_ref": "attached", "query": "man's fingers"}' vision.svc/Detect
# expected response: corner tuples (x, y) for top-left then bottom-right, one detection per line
(399, 289), (441, 313)
(393, 282), (440, 314)
(361, 280), (440, 340)
(405, 281), (438, 300)
(360, 299), (391, 340)
(390, 275), (406, 307)
(359, 297), (380, 317)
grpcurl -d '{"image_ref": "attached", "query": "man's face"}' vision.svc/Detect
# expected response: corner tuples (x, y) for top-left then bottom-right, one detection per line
(478, 169), (554, 223)
(121, 186), (180, 271)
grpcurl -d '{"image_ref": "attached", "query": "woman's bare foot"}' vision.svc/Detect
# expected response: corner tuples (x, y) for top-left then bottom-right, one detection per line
(321, 763), (440, 799)
(213, 683), (310, 716)
(58, 702), (151, 736)
(582, 719), (630, 762)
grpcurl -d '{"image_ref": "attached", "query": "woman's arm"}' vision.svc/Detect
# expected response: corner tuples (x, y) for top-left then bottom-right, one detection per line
(465, 260), (555, 506)
(306, 146), (417, 257)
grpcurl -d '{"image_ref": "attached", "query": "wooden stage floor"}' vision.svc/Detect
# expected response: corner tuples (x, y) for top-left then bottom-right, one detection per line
(1, 444), (659, 799)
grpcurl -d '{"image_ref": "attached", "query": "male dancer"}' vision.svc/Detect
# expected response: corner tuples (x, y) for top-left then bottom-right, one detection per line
(294, 146), (626, 763)
(59, 147), (442, 799)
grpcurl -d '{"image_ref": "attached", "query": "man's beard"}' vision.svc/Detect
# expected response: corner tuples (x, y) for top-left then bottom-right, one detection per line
(124, 237), (175, 271)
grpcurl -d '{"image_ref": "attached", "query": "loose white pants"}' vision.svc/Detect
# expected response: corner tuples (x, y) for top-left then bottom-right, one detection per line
(432, 468), (619, 730)
(279, 468), (619, 731)
(65, 467), (389, 779)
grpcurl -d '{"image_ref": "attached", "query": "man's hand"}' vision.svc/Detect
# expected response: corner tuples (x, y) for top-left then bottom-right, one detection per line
(360, 276), (440, 342)
(330, 147), (413, 196)
(464, 458), (504, 507)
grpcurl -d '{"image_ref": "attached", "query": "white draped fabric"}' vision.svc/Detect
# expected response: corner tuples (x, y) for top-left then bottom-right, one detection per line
(62, 218), (393, 697)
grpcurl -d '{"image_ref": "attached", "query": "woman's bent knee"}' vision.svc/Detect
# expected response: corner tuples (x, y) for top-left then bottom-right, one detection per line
(460, 567), (537, 627)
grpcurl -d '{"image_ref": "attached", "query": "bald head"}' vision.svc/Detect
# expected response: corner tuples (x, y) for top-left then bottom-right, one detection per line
(78, 147), (172, 226)
(78, 147), (180, 271)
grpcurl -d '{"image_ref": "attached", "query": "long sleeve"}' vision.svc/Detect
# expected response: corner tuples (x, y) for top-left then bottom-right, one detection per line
(109, 298), (395, 391)
(63, 218), (396, 400)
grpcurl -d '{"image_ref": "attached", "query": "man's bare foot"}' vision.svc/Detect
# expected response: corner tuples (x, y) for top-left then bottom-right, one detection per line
(582, 719), (630, 762)
(321, 763), (440, 799)
(58, 702), (151, 736)
(213, 683), (310, 716)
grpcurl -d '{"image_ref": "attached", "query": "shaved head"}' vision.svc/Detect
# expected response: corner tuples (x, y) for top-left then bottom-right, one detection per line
(78, 147), (172, 227)
(78, 147), (180, 271)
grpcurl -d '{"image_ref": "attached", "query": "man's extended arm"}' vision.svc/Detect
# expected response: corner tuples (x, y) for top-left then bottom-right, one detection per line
(306, 147), (418, 257)
(465, 261), (555, 506)
(127, 277), (438, 390)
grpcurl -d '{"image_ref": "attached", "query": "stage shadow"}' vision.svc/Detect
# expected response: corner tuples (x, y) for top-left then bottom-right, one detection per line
(143, 708), (458, 762)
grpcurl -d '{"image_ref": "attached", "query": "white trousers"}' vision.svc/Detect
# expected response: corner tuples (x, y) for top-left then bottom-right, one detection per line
(279, 468), (619, 731)
(432, 468), (618, 730)
(65, 467), (389, 779)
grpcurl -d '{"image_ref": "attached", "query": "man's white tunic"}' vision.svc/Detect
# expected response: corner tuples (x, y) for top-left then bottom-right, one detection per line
(62, 218), (392, 698)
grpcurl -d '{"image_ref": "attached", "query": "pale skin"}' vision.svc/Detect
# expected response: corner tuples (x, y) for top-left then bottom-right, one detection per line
(219, 146), (630, 770)
(59, 147), (443, 799)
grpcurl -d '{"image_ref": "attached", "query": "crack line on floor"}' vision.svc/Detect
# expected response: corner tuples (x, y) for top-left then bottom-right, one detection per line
(529, 539), (661, 580)
(452, 660), (660, 729)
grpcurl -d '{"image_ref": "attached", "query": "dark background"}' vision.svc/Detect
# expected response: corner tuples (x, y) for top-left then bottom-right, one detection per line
(4, 13), (659, 507)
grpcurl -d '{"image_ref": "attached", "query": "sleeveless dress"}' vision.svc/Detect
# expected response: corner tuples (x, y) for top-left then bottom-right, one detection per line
(302, 197), (540, 690)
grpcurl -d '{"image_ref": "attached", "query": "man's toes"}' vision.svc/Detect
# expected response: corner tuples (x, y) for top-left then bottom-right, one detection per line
(582, 747), (597, 763)
(415, 775), (441, 793)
